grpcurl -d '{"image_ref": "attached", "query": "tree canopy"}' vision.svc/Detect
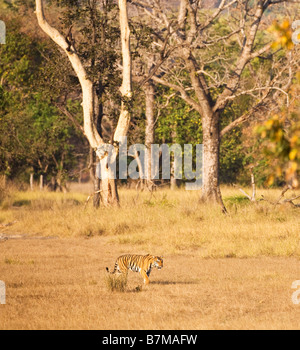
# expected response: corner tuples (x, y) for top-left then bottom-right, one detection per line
(0, 0), (299, 192)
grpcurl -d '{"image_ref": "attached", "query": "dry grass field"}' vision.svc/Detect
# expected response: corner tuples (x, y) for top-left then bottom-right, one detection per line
(0, 185), (300, 329)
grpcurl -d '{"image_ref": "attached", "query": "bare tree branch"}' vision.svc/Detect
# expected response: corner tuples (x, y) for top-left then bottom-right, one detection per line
(151, 75), (202, 114)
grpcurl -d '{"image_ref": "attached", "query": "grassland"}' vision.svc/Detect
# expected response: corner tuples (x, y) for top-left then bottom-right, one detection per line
(1, 185), (300, 257)
(0, 184), (300, 329)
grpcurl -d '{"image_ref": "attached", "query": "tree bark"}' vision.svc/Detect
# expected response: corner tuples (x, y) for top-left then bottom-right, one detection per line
(39, 174), (43, 191)
(100, 152), (119, 206)
(170, 125), (179, 190)
(183, 50), (226, 211)
(30, 173), (34, 191)
(97, 0), (132, 205)
(35, 0), (103, 150)
(133, 0), (286, 213)
(98, 0), (132, 205)
(144, 81), (155, 190)
(35, 0), (132, 207)
(93, 175), (101, 208)
(201, 114), (227, 213)
(115, 0), (132, 144)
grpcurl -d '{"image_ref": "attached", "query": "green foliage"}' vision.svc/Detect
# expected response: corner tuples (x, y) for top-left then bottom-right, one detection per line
(255, 73), (300, 187)
(220, 130), (244, 184)
(51, 0), (121, 101)
(0, 16), (85, 183)
(0, 1), (124, 186)
(156, 90), (202, 145)
(1, 3), (298, 191)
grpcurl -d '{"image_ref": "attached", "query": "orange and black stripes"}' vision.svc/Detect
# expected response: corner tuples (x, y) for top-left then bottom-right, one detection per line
(106, 254), (163, 285)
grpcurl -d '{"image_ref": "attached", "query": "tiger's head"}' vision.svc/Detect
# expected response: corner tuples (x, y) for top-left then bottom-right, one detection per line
(152, 255), (163, 270)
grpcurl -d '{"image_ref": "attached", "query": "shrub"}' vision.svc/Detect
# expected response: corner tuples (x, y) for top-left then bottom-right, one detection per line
(105, 273), (128, 292)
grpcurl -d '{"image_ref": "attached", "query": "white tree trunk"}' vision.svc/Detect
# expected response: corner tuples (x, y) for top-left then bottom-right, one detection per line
(100, 152), (119, 206)
(35, 0), (132, 206)
(35, 0), (103, 152)
(39, 174), (43, 191)
(144, 81), (155, 190)
(114, 0), (132, 144)
(98, 0), (132, 205)
(30, 173), (34, 191)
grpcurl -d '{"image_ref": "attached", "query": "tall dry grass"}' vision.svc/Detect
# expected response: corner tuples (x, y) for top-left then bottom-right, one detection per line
(1, 184), (300, 330)
(1, 185), (300, 258)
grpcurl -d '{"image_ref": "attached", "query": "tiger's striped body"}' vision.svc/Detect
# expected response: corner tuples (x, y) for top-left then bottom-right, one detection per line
(106, 254), (163, 285)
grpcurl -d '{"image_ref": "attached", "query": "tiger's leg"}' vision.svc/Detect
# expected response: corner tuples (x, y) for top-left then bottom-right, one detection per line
(140, 270), (150, 285)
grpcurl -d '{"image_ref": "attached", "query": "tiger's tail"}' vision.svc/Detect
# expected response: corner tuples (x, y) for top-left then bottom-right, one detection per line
(106, 262), (118, 274)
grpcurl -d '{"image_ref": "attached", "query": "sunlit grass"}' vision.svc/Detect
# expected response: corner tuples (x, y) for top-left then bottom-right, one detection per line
(1, 185), (300, 257)
(104, 273), (128, 293)
(1, 185), (300, 330)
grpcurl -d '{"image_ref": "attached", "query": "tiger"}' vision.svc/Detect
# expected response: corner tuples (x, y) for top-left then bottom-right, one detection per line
(106, 254), (163, 285)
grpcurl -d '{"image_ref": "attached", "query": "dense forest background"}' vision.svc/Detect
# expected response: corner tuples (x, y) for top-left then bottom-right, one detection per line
(0, 0), (299, 192)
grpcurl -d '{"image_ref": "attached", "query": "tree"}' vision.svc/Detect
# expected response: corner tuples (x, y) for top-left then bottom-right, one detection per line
(256, 71), (300, 188)
(143, 80), (156, 190)
(35, 0), (132, 205)
(130, 0), (299, 212)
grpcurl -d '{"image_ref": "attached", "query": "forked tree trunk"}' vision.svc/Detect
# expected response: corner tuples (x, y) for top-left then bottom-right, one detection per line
(99, 0), (131, 205)
(35, 0), (132, 207)
(182, 50), (227, 212)
(99, 0), (132, 205)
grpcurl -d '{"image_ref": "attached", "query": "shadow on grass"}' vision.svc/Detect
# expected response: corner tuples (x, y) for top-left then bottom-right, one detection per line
(123, 280), (199, 293)
(151, 280), (198, 285)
